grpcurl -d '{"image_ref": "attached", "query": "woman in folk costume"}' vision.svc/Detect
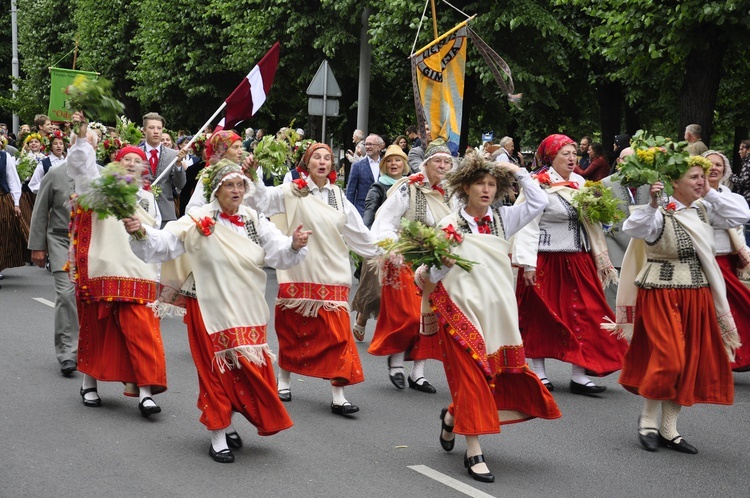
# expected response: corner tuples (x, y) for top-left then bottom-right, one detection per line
(513, 134), (628, 394)
(251, 143), (378, 415)
(350, 144), (409, 341)
(66, 115), (167, 417)
(368, 139), (453, 393)
(126, 159), (309, 464)
(185, 130), (254, 213)
(416, 152), (561, 483)
(0, 146), (29, 272)
(613, 156), (749, 454)
(702, 151), (750, 371)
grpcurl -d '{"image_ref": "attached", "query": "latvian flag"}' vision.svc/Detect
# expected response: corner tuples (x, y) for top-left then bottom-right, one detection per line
(216, 42), (280, 131)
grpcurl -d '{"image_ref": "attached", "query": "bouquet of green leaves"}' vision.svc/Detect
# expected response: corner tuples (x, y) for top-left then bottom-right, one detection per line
(77, 163), (145, 240)
(614, 130), (690, 196)
(253, 135), (293, 185)
(377, 218), (477, 272)
(571, 181), (626, 229)
(65, 75), (125, 133)
(15, 153), (37, 182)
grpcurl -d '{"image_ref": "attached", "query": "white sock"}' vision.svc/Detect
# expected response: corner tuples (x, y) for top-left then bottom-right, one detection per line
(571, 365), (592, 385)
(530, 358), (547, 380)
(277, 368), (291, 391)
(211, 429), (229, 452)
(332, 385), (347, 405)
(639, 398), (661, 434)
(139, 386), (156, 407)
(410, 359), (426, 383)
(388, 352), (405, 374)
(81, 374), (99, 401)
(660, 400), (682, 440)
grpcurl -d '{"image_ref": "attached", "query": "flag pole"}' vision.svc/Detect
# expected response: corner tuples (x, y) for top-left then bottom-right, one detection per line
(430, 0), (438, 39)
(152, 101), (226, 186)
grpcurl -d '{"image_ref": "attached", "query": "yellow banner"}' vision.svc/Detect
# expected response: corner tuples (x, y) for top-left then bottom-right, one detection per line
(412, 24), (467, 147)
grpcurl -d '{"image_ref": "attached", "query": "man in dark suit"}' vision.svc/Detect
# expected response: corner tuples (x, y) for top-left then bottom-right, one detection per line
(140, 112), (187, 227)
(28, 152), (80, 376)
(345, 133), (384, 216)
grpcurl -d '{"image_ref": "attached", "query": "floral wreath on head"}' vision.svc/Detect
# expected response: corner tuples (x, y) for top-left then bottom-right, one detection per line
(24, 132), (44, 146)
(0, 135), (6, 150)
(49, 129), (70, 148)
(191, 133), (209, 156)
(88, 121), (107, 138)
(97, 137), (124, 163)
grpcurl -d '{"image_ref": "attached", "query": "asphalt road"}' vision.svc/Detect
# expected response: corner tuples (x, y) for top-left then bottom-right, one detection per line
(1, 264), (749, 498)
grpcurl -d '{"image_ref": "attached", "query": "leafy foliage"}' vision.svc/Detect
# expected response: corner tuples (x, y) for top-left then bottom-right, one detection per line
(571, 181), (625, 227)
(614, 130), (689, 196)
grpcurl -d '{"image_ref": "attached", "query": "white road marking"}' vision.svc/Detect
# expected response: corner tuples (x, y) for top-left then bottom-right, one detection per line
(33, 298), (55, 308)
(408, 465), (497, 498)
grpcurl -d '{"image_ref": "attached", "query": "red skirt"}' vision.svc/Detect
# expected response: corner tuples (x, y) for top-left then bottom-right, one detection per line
(77, 300), (167, 394)
(439, 321), (561, 436)
(184, 299), (293, 434)
(717, 254), (750, 372)
(367, 264), (439, 360)
(0, 192), (30, 270)
(619, 288), (734, 406)
(275, 306), (365, 386)
(516, 252), (627, 376)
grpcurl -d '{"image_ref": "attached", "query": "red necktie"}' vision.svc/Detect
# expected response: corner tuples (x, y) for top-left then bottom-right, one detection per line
(432, 184), (445, 195)
(220, 212), (244, 226)
(149, 149), (158, 176)
(474, 215), (492, 234)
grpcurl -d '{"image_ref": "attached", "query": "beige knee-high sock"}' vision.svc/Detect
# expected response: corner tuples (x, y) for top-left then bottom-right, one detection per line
(660, 400), (683, 440)
(277, 368), (291, 391)
(639, 398), (661, 434)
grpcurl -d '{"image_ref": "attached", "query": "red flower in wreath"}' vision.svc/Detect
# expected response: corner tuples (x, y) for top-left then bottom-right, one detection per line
(189, 214), (215, 236)
(442, 224), (463, 244)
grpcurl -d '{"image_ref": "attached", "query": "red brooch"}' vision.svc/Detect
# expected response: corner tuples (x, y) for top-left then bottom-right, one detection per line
(408, 173), (425, 184)
(442, 224), (463, 244)
(665, 202), (676, 212)
(189, 214), (216, 236)
(534, 171), (551, 187)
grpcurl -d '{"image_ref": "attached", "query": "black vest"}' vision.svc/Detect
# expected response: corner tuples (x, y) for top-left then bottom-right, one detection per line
(0, 152), (10, 194)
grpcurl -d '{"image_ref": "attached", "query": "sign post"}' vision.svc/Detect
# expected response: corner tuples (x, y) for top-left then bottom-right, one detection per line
(306, 60), (342, 143)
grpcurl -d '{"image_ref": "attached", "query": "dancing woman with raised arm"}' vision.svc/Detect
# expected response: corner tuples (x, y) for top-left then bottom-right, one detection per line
(417, 152), (561, 483)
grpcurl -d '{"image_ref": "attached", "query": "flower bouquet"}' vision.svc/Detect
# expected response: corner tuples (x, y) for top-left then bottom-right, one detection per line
(64, 75), (125, 133)
(97, 137), (123, 163)
(614, 130), (689, 196)
(15, 152), (37, 182)
(571, 181), (626, 229)
(76, 163), (145, 240)
(116, 115), (143, 146)
(377, 218), (477, 272)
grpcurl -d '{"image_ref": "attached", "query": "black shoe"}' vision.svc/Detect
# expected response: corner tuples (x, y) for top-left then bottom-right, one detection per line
(638, 416), (659, 452)
(389, 371), (405, 390)
(658, 433), (698, 454)
(80, 386), (102, 407)
(408, 376), (437, 394)
(138, 397), (162, 418)
(439, 408), (455, 452)
(61, 360), (77, 376)
(278, 388), (292, 402)
(226, 431), (243, 450)
(464, 452), (495, 483)
(569, 380), (606, 396)
(209, 445), (235, 463)
(540, 377), (555, 391)
(331, 402), (359, 416)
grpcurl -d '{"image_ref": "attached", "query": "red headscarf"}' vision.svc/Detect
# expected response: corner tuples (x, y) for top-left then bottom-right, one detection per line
(115, 145), (147, 162)
(206, 131), (241, 163)
(536, 134), (575, 167)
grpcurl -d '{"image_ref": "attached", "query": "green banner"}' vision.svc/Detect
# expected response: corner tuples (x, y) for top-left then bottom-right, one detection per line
(48, 67), (99, 122)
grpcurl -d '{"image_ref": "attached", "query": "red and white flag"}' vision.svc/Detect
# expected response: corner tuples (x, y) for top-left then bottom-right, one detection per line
(215, 42), (280, 131)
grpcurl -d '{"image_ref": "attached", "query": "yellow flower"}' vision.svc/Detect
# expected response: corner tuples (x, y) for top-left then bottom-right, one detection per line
(686, 155), (712, 173)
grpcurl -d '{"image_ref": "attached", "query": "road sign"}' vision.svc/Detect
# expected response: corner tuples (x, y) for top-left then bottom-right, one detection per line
(308, 98), (339, 117)
(306, 60), (342, 97)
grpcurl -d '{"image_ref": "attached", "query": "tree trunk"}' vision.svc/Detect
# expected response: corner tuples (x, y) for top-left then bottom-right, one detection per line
(597, 80), (623, 164)
(678, 32), (728, 148)
(459, 74), (477, 156)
